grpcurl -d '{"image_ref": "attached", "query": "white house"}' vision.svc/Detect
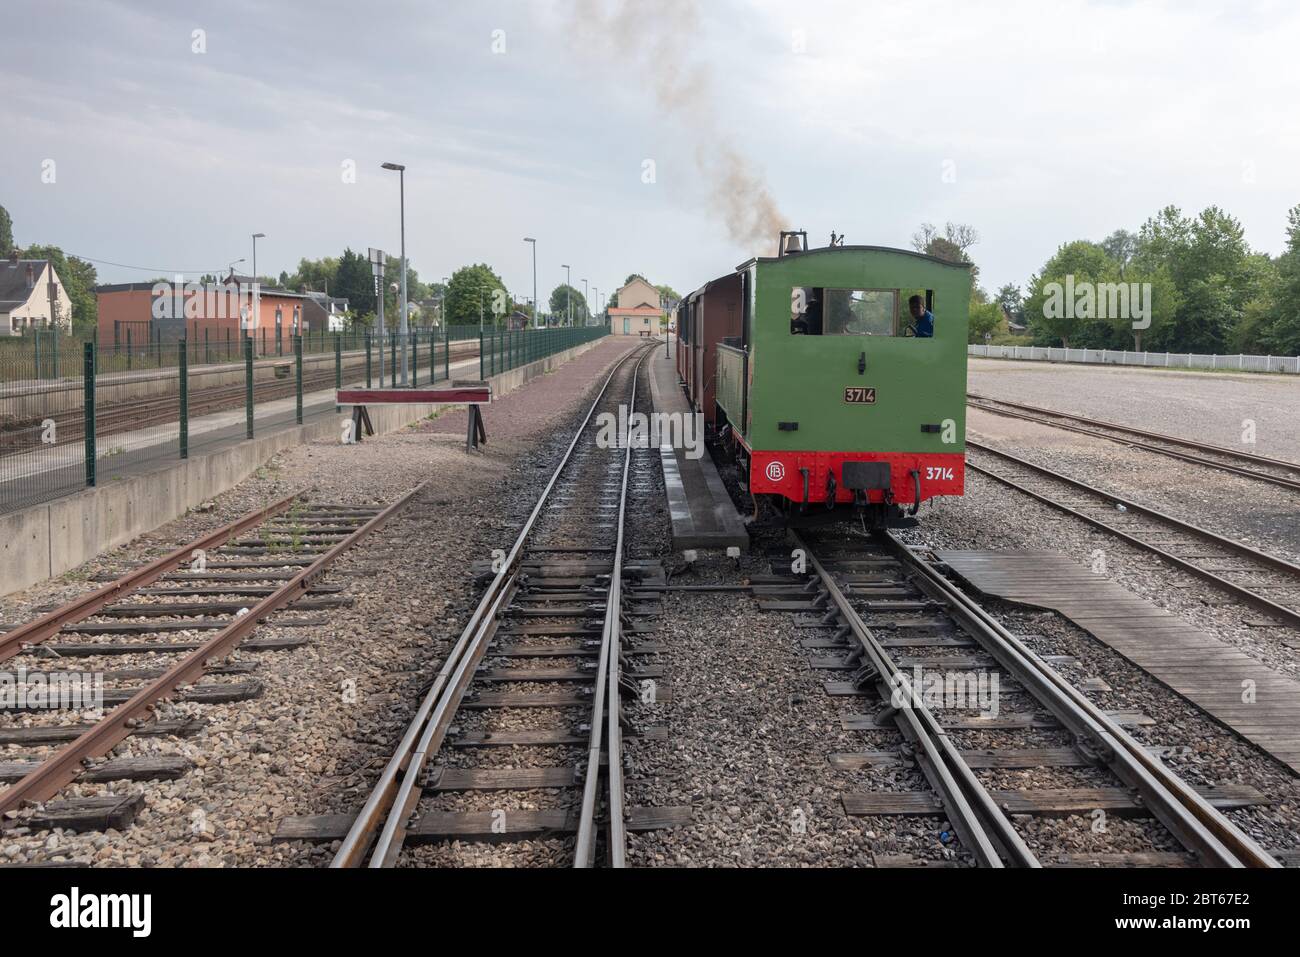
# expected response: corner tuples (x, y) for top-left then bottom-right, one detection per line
(0, 252), (73, 335)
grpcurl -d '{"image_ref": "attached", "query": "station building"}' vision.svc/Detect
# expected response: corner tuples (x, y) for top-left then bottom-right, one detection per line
(609, 277), (664, 336)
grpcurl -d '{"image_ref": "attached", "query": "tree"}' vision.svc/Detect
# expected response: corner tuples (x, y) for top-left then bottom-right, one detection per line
(912, 222), (981, 286)
(1260, 204), (1300, 355)
(333, 248), (375, 320)
(622, 273), (648, 287)
(548, 284), (590, 324)
(0, 204), (12, 257)
(1100, 229), (1138, 272)
(283, 256), (340, 293)
(1024, 240), (1113, 348)
(445, 264), (509, 326)
(1132, 205), (1256, 352)
(968, 300), (1003, 344)
(995, 283), (1024, 326)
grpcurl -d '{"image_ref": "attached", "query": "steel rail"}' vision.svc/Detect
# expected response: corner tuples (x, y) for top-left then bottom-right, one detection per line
(967, 394), (1300, 493)
(331, 344), (650, 868)
(969, 393), (1300, 476)
(966, 441), (1300, 628)
(573, 349), (647, 867)
(792, 532), (1039, 868)
(882, 531), (1281, 869)
(0, 486), (420, 814)
(0, 492), (300, 664)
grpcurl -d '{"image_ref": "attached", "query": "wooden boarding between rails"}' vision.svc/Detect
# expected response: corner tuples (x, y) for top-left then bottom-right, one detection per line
(335, 381), (491, 451)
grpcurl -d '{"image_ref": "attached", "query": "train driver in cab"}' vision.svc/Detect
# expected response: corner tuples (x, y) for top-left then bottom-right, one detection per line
(908, 295), (935, 338)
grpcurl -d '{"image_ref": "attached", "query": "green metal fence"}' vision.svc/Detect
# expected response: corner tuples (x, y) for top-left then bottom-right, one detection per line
(0, 324), (607, 516)
(477, 325), (609, 379)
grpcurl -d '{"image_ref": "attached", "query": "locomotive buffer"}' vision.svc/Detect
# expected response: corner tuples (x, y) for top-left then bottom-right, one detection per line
(336, 381), (490, 452)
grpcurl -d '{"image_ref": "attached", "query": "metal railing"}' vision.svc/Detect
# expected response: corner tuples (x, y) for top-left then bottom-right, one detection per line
(1, 326), (608, 516)
(477, 324), (609, 379)
(968, 343), (1300, 374)
(0, 331), (466, 516)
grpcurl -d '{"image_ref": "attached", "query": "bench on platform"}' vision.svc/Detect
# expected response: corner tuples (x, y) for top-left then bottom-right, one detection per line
(335, 381), (491, 452)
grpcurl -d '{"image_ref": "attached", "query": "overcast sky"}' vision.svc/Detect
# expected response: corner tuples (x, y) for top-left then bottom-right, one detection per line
(2, 0), (1297, 303)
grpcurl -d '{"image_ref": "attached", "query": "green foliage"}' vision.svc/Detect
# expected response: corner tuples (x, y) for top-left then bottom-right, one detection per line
(995, 283), (1024, 326)
(1259, 204), (1300, 355)
(333, 248), (374, 319)
(445, 264), (509, 326)
(0, 204), (12, 257)
(967, 300), (1003, 344)
(1131, 205), (1259, 352)
(911, 222), (980, 287)
(282, 256), (340, 293)
(548, 284), (590, 323)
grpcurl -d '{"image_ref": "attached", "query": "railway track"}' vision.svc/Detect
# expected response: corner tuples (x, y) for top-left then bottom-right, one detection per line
(965, 440), (1300, 628)
(777, 531), (1281, 867)
(968, 393), (1300, 493)
(328, 342), (677, 868)
(0, 491), (418, 836)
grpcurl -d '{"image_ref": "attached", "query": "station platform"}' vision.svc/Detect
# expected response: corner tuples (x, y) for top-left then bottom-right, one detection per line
(648, 341), (749, 553)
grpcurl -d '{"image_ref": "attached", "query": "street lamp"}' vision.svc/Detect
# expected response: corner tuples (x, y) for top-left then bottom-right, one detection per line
(523, 238), (538, 329)
(251, 234), (264, 343)
(381, 162), (408, 385)
(251, 233), (265, 279)
(581, 279), (588, 326)
(561, 264), (571, 326)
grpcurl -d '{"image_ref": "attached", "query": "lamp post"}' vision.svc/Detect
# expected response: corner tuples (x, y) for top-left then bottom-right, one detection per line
(581, 279), (588, 326)
(561, 264), (571, 326)
(369, 248), (386, 382)
(251, 234), (264, 344)
(381, 162), (408, 385)
(523, 238), (538, 329)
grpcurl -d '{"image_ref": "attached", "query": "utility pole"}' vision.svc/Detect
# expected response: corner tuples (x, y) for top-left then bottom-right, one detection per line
(524, 238), (538, 329)
(251, 233), (265, 344)
(562, 264), (571, 326)
(381, 163), (408, 384)
(369, 248), (386, 383)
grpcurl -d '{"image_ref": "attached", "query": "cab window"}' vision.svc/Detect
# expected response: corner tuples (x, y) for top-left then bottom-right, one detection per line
(791, 286), (934, 337)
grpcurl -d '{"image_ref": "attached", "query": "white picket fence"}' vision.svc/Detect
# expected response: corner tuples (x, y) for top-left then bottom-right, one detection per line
(968, 344), (1300, 374)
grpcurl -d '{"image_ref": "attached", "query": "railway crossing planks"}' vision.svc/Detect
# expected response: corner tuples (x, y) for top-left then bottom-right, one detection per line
(937, 549), (1300, 774)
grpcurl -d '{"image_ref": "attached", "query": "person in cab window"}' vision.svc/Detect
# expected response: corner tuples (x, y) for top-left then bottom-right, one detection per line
(908, 295), (935, 338)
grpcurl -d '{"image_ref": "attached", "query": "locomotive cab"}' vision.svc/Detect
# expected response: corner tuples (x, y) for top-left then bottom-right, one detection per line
(703, 234), (970, 528)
